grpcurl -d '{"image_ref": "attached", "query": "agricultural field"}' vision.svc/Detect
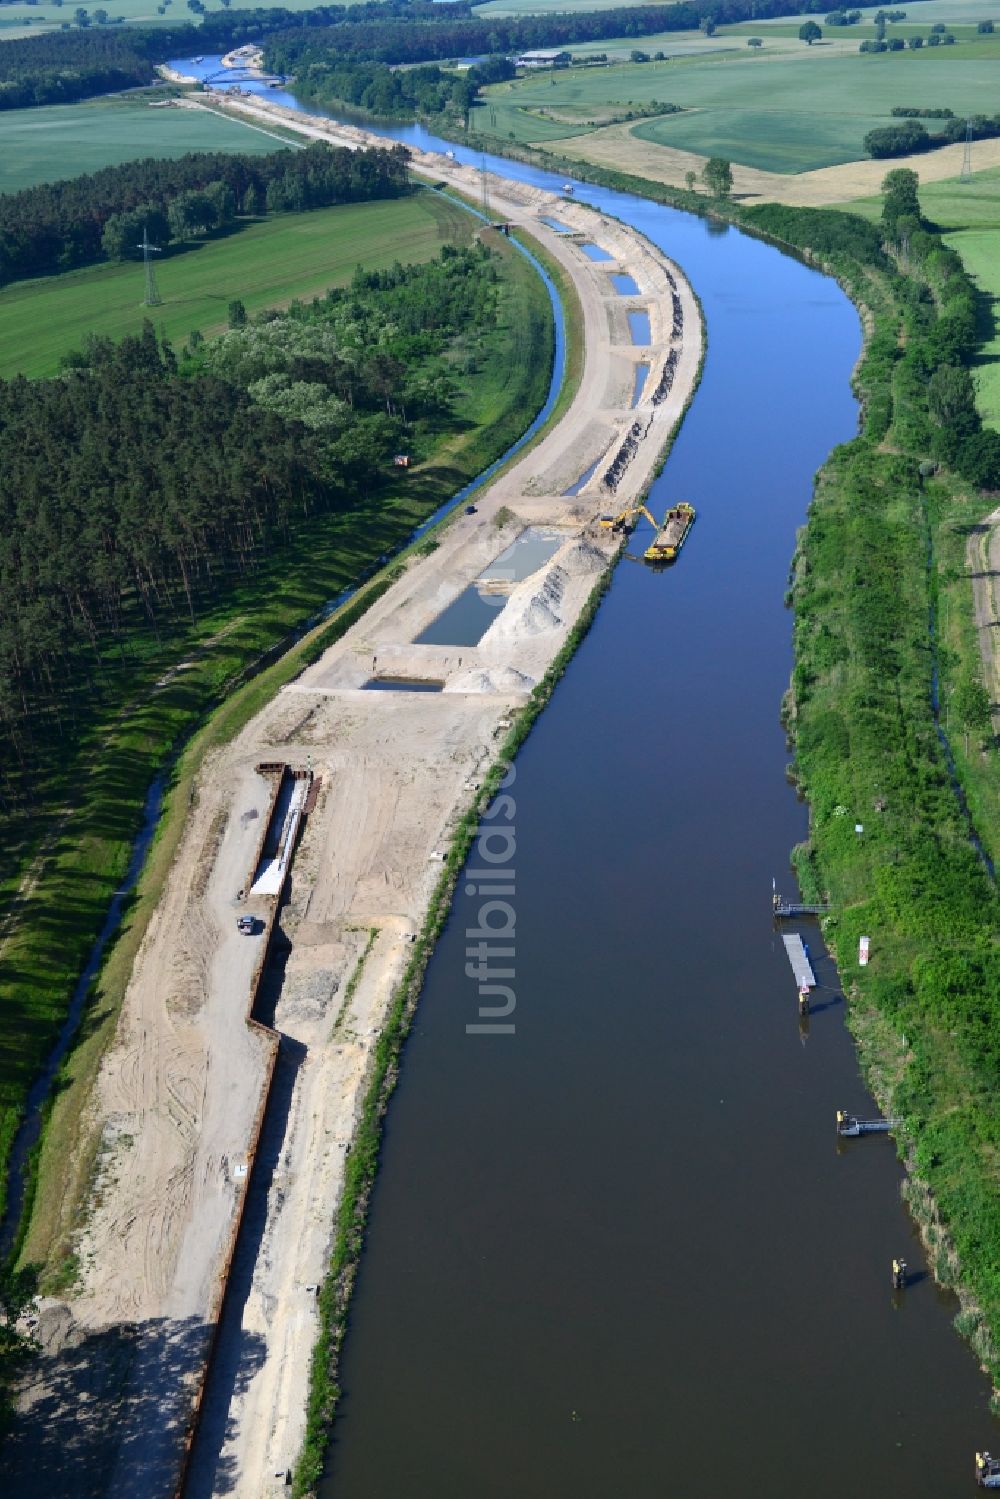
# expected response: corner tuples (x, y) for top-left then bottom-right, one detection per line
(476, 43), (1000, 172)
(0, 190), (475, 377)
(0, 95), (292, 195)
(854, 165), (1000, 427)
(0, 0), (184, 31)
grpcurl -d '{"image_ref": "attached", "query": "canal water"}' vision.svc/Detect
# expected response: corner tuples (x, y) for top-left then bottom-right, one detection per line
(177, 58), (999, 1494)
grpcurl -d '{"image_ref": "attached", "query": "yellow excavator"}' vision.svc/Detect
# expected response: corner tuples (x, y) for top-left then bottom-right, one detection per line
(597, 502), (658, 535)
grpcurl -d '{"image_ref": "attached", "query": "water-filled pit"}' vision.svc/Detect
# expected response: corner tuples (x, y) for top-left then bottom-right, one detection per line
(631, 364), (650, 408)
(628, 308), (652, 345)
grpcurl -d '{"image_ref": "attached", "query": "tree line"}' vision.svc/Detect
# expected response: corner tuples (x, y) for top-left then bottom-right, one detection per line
(747, 177), (1000, 490)
(263, 0), (935, 70)
(0, 141), (410, 286)
(0, 29), (155, 109)
(291, 55), (514, 123)
(864, 113), (1000, 158)
(0, 242), (500, 776)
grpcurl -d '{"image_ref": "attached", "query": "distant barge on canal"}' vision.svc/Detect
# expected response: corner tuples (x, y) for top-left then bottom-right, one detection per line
(644, 501), (695, 564)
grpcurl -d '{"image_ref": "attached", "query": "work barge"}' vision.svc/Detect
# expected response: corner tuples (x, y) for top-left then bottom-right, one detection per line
(597, 498), (696, 564)
(644, 501), (695, 564)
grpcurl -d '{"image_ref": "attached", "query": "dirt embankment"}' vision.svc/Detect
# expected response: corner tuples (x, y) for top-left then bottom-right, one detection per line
(11, 114), (704, 1499)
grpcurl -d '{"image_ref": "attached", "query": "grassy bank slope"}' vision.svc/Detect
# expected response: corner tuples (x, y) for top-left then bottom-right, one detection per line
(775, 198), (1000, 1385)
(0, 191), (477, 379)
(4, 204), (554, 1287)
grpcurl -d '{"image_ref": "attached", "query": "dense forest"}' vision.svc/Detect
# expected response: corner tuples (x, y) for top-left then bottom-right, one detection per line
(0, 2), (472, 110)
(0, 141), (409, 286)
(264, 0), (933, 70)
(0, 0), (936, 115)
(0, 30), (155, 109)
(291, 55), (513, 122)
(0, 243), (499, 773)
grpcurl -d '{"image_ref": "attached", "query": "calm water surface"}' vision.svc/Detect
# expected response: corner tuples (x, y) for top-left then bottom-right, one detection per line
(173, 58), (999, 1494)
(628, 308), (652, 346)
(632, 362), (650, 408)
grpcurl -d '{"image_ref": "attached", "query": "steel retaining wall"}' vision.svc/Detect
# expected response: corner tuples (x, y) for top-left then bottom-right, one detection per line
(172, 763), (313, 1497)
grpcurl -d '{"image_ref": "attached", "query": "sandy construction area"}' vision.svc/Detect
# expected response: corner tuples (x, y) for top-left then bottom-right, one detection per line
(16, 107), (703, 1499)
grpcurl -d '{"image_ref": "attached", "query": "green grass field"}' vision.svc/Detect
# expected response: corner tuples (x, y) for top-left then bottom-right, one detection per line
(0, 191), (474, 377)
(479, 45), (1000, 171)
(0, 95), (293, 195)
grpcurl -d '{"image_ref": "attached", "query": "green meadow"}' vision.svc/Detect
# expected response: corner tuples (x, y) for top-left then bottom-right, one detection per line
(0, 191), (474, 377)
(0, 95), (292, 195)
(855, 165), (1000, 427)
(478, 45), (1000, 172)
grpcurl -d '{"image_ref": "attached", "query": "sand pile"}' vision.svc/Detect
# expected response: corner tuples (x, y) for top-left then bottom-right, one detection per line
(445, 666), (535, 695)
(482, 542), (607, 646)
(559, 538), (608, 576)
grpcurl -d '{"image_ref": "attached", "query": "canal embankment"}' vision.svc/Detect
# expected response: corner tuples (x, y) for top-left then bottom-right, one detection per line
(10, 157), (702, 1499)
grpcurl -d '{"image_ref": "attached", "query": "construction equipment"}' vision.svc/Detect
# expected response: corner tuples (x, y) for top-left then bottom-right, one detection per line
(976, 1451), (1000, 1487)
(644, 501), (695, 564)
(598, 502), (657, 534)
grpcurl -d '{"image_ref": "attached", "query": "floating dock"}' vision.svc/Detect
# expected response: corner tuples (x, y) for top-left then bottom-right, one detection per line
(976, 1451), (1000, 1488)
(782, 933), (816, 990)
(836, 1110), (900, 1137)
(772, 886), (830, 918)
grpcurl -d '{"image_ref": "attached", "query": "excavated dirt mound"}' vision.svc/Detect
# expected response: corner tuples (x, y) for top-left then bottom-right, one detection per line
(445, 665), (536, 695)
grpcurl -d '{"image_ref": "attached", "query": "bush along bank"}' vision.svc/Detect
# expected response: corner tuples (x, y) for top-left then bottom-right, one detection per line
(777, 171), (1000, 1395)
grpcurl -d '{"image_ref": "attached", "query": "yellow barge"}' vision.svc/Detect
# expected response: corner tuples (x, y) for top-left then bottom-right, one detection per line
(644, 501), (695, 564)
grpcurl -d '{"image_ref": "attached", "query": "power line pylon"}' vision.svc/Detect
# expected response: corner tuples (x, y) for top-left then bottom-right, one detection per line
(137, 225), (163, 307)
(960, 118), (973, 184)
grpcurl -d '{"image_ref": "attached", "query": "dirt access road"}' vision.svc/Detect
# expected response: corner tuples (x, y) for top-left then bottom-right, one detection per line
(12, 113), (703, 1499)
